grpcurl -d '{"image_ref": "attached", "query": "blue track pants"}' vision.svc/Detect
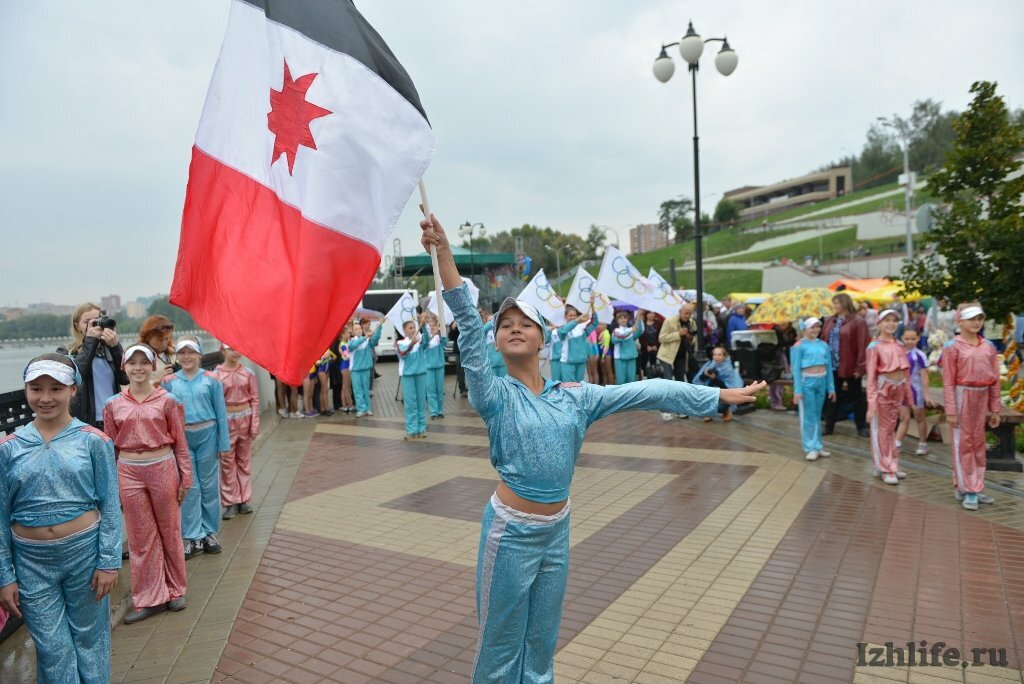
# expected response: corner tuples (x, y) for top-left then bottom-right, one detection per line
(426, 367), (446, 417)
(14, 524), (110, 683)
(181, 423), (221, 540)
(549, 360), (561, 382)
(614, 358), (636, 385)
(402, 373), (427, 435)
(798, 373), (828, 453)
(561, 362), (585, 382)
(473, 495), (571, 683)
(352, 369), (372, 414)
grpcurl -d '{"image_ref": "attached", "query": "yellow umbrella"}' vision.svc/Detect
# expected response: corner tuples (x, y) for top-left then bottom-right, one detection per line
(853, 281), (924, 305)
(746, 287), (835, 325)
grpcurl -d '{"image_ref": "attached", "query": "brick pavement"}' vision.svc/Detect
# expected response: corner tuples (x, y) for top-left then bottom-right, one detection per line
(3, 364), (1023, 683)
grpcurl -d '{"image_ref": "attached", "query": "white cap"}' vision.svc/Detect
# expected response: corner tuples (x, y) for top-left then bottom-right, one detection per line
(175, 339), (202, 354)
(801, 317), (821, 330)
(24, 360), (78, 386)
(122, 344), (157, 369)
(495, 297), (545, 328)
(877, 308), (901, 322)
(959, 305), (984, 321)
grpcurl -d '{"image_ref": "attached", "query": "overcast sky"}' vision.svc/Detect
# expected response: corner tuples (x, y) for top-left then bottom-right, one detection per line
(1, 1), (1022, 307)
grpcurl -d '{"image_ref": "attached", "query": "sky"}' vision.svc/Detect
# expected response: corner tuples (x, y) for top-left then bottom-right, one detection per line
(1, 1), (1022, 307)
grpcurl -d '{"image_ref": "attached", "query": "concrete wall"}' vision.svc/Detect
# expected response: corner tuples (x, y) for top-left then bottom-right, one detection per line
(762, 264), (845, 292)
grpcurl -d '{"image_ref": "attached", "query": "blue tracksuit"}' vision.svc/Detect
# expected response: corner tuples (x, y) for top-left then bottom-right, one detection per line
(790, 338), (835, 453)
(482, 319), (508, 378)
(0, 420), (121, 683)
(397, 325), (430, 435)
(549, 329), (562, 382)
(610, 322), (644, 384)
(442, 282), (719, 684)
(349, 325), (383, 414)
(557, 318), (597, 382)
(424, 332), (449, 417)
(163, 370), (230, 540)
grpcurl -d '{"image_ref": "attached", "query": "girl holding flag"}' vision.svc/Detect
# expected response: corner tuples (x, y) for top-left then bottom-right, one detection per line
(610, 310), (644, 384)
(558, 305), (596, 382)
(424, 314), (448, 419)
(397, 315), (430, 439)
(420, 212), (763, 684)
(350, 320), (383, 417)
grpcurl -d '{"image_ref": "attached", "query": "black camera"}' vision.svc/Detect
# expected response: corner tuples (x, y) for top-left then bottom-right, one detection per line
(92, 311), (117, 330)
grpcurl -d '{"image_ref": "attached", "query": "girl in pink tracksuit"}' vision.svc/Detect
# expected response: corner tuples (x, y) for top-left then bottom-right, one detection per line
(942, 303), (1002, 511)
(866, 309), (912, 485)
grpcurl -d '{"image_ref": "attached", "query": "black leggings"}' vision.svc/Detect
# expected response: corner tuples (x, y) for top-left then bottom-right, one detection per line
(825, 373), (867, 430)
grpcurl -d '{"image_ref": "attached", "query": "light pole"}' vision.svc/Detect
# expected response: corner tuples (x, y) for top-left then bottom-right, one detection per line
(458, 221), (486, 286)
(653, 20), (737, 358)
(877, 115), (914, 261)
(544, 243), (561, 282)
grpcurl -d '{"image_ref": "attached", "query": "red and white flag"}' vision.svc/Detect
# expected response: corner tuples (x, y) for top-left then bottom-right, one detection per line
(171, 0), (435, 384)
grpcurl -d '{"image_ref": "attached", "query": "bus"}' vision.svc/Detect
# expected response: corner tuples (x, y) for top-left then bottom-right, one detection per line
(360, 289), (419, 358)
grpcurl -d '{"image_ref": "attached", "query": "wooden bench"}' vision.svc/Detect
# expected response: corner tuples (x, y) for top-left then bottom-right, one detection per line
(918, 387), (1023, 472)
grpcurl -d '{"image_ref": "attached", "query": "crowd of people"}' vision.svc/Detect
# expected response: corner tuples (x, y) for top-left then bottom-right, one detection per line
(0, 278), (1011, 681)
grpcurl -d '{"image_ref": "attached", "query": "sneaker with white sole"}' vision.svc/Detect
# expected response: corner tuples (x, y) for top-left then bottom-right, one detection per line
(896, 471), (906, 479)
(882, 473), (900, 485)
(962, 493), (979, 511)
(290, 412), (304, 419)
(915, 444), (929, 455)
(661, 412), (673, 421)
(366, 410), (373, 416)
(805, 451), (819, 461)
(895, 440), (902, 450)
(978, 493), (995, 505)
(277, 409), (289, 418)
(356, 411), (366, 417)
(954, 489), (964, 502)
(818, 450), (831, 458)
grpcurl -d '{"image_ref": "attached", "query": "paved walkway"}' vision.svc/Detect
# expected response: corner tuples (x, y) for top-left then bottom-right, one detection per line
(2, 365), (1023, 683)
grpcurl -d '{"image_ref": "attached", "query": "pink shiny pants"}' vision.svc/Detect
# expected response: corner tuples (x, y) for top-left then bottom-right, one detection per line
(118, 453), (187, 608)
(220, 412), (253, 506)
(870, 379), (904, 476)
(951, 386), (988, 494)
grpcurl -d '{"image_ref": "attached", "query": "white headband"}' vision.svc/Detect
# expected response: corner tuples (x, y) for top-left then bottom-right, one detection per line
(801, 317), (821, 330)
(122, 344), (157, 368)
(877, 308), (900, 322)
(175, 340), (202, 354)
(959, 306), (984, 321)
(24, 360), (78, 386)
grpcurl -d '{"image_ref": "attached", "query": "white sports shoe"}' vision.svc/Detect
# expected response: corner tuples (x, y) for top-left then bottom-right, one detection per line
(661, 412), (673, 421)
(805, 451), (819, 461)
(895, 440), (902, 449)
(882, 474), (900, 485)
(896, 471), (906, 479)
(915, 444), (929, 455)
(818, 450), (832, 458)
(277, 409), (289, 418)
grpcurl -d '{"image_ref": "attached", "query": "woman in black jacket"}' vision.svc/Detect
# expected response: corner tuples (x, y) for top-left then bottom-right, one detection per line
(62, 302), (129, 428)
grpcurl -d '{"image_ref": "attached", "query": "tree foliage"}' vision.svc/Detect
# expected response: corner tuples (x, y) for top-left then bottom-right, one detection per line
(462, 224), (590, 282)
(658, 196), (694, 243)
(585, 224), (607, 258)
(147, 297), (198, 331)
(713, 198), (741, 228)
(900, 81), (1024, 320)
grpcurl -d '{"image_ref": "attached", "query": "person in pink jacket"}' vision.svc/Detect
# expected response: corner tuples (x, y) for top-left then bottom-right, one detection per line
(214, 345), (261, 519)
(866, 309), (913, 484)
(942, 303), (1002, 511)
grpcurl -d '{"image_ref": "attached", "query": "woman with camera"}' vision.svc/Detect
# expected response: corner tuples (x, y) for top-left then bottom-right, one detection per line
(64, 303), (129, 429)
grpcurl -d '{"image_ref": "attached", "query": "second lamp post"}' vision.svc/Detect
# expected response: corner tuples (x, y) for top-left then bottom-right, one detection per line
(653, 21), (737, 358)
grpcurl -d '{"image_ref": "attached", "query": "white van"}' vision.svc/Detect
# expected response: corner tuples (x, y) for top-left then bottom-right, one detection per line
(360, 289), (419, 358)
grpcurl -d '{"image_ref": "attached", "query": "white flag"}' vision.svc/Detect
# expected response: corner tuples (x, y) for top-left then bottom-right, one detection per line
(595, 245), (659, 311)
(645, 268), (685, 319)
(517, 269), (566, 326)
(424, 277), (478, 325)
(385, 291), (418, 333)
(566, 267), (614, 325)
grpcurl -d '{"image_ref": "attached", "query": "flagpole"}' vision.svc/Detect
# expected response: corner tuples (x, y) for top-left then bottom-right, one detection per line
(418, 179), (446, 329)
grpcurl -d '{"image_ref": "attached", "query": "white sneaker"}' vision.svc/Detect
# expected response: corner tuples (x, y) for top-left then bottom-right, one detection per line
(661, 412), (673, 421)
(818, 450), (831, 457)
(366, 410), (373, 416)
(882, 474), (900, 485)
(895, 440), (902, 449)
(978, 493), (995, 505)
(805, 451), (819, 461)
(290, 412), (304, 419)
(676, 414), (689, 419)
(954, 489), (964, 501)
(872, 470), (881, 478)
(896, 471), (906, 480)
(915, 444), (929, 455)
(356, 411), (366, 417)
(277, 409), (289, 418)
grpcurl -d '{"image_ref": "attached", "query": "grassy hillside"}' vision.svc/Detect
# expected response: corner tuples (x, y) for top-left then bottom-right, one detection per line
(677, 270), (763, 298)
(627, 225), (804, 274)
(729, 227), (905, 264)
(734, 182), (901, 229)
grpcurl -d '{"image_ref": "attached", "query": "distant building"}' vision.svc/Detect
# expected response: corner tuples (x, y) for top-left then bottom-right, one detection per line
(27, 302), (75, 316)
(0, 307), (28, 321)
(724, 166), (853, 220)
(630, 223), (669, 254)
(100, 294), (122, 315)
(125, 301), (147, 319)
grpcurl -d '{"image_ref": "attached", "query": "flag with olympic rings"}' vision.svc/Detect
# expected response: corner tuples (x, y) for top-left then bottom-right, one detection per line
(424, 277), (479, 325)
(566, 266), (614, 325)
(645, 268), (685, 319)
(385, 291), (419, 334)
(516, 269), (566, 326)
(595, 245), (662, 314)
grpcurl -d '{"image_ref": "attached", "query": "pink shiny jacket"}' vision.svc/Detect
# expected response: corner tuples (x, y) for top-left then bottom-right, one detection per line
(941, 336), (1001, 415)
(866, 338), (912, 412)
(214, 364), (260, 435)
(102, 387), (192, 489)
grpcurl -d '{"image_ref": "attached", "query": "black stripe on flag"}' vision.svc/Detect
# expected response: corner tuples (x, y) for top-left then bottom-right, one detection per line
(240, 0), (429, 122)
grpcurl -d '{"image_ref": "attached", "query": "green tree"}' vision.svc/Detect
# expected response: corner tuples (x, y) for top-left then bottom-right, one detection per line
(900, 81), (1024, 320)
(713, 198), (740, 229)
(463, 224), (589, 282)
(147, 297), (198, 331)
(584, 224), (607, 259)
(658, 196), (694, 243)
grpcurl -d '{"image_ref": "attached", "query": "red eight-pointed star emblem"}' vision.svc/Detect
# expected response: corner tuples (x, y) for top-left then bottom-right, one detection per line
(267, 59), (332, 175)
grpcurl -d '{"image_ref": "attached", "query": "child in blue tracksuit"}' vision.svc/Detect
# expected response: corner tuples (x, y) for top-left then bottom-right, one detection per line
(548, 327), (562, 382)
(482, 312), (508, 378)
(420, 213), (762, 684)
(162, 338), (230, 558)
(610, 310), (644, 384)
(557, 305), (597, 382)
(693, 345), (744, 421)
(790, 317), (836, 461)
(397, 317), (430, 439)
(349, 320), (383, 417)
(424, 315), (448, 419)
